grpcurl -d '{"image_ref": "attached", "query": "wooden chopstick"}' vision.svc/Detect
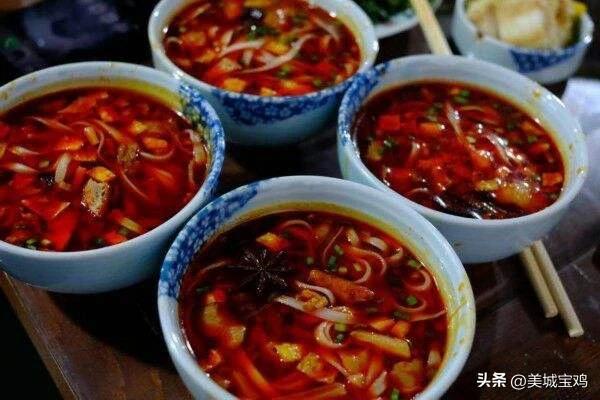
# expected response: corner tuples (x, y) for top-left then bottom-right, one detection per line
(409, 0), (452, 56)
(531, 241), (584, 337)
(408, 0), (583, 336)
(519, 247), (558, 318)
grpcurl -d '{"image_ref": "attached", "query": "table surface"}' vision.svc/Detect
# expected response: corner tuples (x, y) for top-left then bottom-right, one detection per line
(1, 2), (599, 400)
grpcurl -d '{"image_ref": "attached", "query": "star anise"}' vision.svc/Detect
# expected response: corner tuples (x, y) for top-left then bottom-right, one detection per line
(226, 247), (293, 297)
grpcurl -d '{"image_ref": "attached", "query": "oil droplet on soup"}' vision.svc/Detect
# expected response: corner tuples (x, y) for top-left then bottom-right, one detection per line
(164, 0), (361, 96)
(179, 211), (447, 399)
(353, 82), (564, 219)
(0, 88), (208, 251)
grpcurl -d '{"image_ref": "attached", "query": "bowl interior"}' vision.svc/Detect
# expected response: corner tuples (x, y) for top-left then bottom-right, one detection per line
(339, 55), (588, 227)
(0, 62), (225, 259)
(158, 176), (475, 400)
(148, 0), (379, 98)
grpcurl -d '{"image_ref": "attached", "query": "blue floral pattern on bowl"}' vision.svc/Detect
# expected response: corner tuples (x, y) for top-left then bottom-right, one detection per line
(158, 181), (260, 298)
(338, 62), (390, 146)
(510, 44), (582, 73)
(210, 80), (351, 125)
(179, 83), (225, 199)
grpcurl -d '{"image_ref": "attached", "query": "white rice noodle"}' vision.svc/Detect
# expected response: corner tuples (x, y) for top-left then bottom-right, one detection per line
(353, 259), (372, 284)
(241, 49), (254, 66)
(140, 146), (175, 161)
(295, 281), (335, 305)
(411, 309), (446, 322)
(368, 371), (388, 397)
(347, 246), (387, 277)
(278, 219), (313, 232)
(321, 226), (344, 265)
(364, 236), (388, 254)
(221, 39), (265, 57)
(314, 321), (346, 349)
(386, 248), (404, 268)
(220, 29), (234, 47)
(1, 162), (38, 174)
(275, 296), (356, 324)
(403, 268), (433, 292)
(10, 146), (41, 156)
(394, 298), (428, 314)
(54, 153), (71, 184)
(180, 2), (211, 24)
(28, 116), (73, 133)
(311, 16), (340, 42)
(242, 34), (314, 74)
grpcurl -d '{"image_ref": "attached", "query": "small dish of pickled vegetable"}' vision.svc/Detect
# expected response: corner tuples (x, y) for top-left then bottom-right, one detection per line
(158, 176), (475, 400)
(149, 0), (378, 145)
(0, 62), (225, 293)
(338, 55), (588, 262)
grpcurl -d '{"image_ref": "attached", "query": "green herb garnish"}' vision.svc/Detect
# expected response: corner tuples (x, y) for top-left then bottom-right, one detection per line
(327, 255), (338, 270)
(334, 245), (344, 255)
(195, 284), (211, 295)
(406, 295), (418, 306)
(383, 137), (397, 150)
(527, 135), (538, 143)
(407, 259), (422, 269)
(306, 256), (315, 265)
(334, 323), (347, 332)
(393, 309), (410, 321)
(390, 388), (401, 400)
(277, 65), (292, 78)
(334, 333), (346, 343)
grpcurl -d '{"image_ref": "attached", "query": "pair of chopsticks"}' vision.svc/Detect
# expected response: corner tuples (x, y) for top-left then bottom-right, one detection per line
(408, 0), (584, 337)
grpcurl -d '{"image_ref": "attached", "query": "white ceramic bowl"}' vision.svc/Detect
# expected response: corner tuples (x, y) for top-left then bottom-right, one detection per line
(0, 62), (225, 293)
(338, 55), (588, 263)
(452, 0), (594, 84)
(158, 175), (475, 400)
(148, 0), (378, 146)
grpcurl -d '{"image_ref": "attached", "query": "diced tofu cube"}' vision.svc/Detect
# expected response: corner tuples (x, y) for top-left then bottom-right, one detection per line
(350, 331), (411, 358)
(267, 342), (304, 363)
(265, 40), (290, 55)
(297, 289), (328, 311)
(142, 137), (169, 151)
(390, 359), (424, 394)
(256, 232), (289, 252)
(82, 178), (111, 217)
(89, 166), (116, 183)
(222, 78), (248, 93)
(117, 143), (139, 168)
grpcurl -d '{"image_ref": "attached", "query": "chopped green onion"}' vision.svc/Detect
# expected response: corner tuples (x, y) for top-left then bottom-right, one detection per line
(458, 89), (470, 98)
(407, 259), (422, 269)
(334, 333), (345, 343)
(334, 244), (344, 255)
(277, 65), (292, 78)
(390, 388), (401, 400)
(506, 121), (517, 130)
(383, 138), (396, 150)
(312, 78), (323, 88)
(453, 95), (469, 104)
(334, 323), (347, 332)
(93, 237), (105, 247)
(306, 256), (315, 265)
(327, 255), (338, 270)
(527, 135), (538, 143)
(406, 295), (418, 306)
(117, 227), (130, 237)
(393, 309), (410, 321)
(195, 285), (211, 295)
(466, 135), (476, 144)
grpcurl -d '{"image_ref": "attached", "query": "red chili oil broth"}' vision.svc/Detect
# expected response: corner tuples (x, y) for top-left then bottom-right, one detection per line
(0, 88), (208, 251)
(353, 82), (565, 219)
(179, 211), (447, 399)
(164, 0), (361, 96)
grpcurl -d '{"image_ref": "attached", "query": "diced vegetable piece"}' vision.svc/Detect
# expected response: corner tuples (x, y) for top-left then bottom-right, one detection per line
(279, 80), (313, 96)
(308, 269), (375, 304)
(127, 120), (147, 135)
(256, 232), (289, 252)
(339, 349), (369, 374)
(200, 349), (223, 371)
(265, 40), (290, 55)
(142, 137), (169, 151)
(0, 142), (6, 159)
(223, 0), (243, 20)
(202, 303), (247, 349)
(390, 320), (411, 338)
(72, 149), (98, 162)
(103, 231), (127, 245)
(55, 136), (84, 151)
(419, 122), (443, 136)
(495, 181), (533, 208)
(46, 210), (79, 251)
(390, 359), (424, 394)
(267, 342), (304, 363)
(542, 172), (563, 187)
(222, 78), (248, 93)
(89, 166), (116, 183)
(350, 331), (411, 358)
(475, 179), (500, 191)
(204, 57), (241, 81)
(297, 289), (328, 311)
(296, 352), (336, 383)
(367, 141), (384, 162)
(260, 87), (278, 96)
(181, 31), (206, 47)
(117, 143), (139, 167)
(369, 316), (395, 332)
(82, 178), (111, 217)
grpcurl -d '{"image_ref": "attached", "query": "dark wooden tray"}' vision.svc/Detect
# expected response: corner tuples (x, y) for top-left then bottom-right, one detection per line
(2, 2), (600, 399)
